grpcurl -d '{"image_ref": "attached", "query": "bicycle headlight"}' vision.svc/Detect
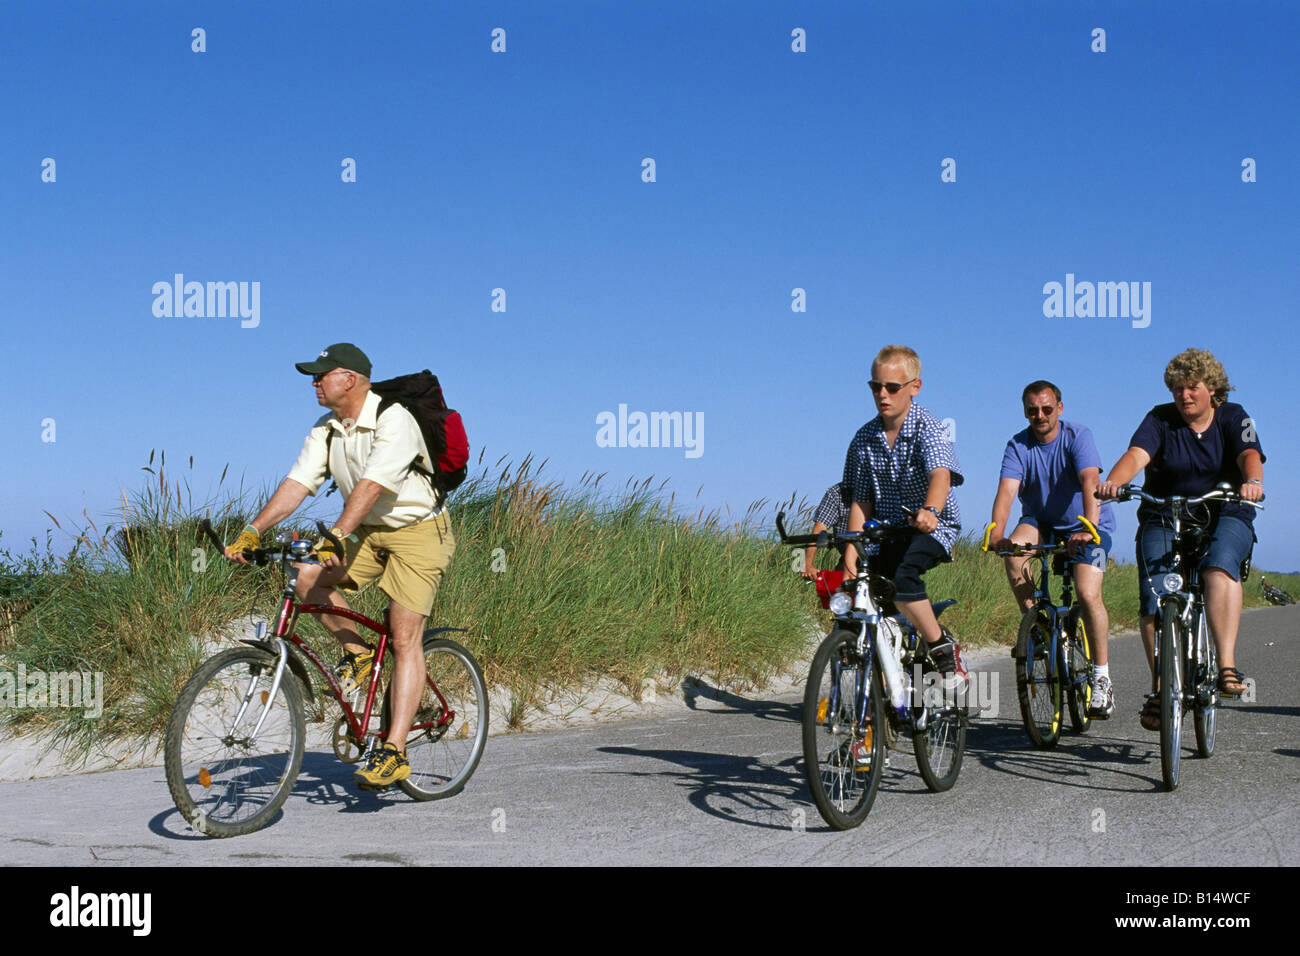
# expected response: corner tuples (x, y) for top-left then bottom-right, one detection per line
(1162, 573), (1184, 594)
(828, 592), (853, 616)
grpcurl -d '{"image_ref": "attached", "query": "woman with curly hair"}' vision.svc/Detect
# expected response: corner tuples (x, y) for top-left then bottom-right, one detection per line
(1098, 349), (1265, 730)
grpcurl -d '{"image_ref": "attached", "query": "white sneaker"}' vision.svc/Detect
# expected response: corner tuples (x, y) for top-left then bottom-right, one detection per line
(1087, 674), (1115, 719)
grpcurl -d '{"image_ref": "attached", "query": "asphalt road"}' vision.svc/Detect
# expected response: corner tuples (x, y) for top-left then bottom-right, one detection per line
(2, 606), (1296, 867)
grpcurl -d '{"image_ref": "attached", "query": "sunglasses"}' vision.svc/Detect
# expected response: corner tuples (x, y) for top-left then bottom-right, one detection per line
(868, 378), (916, 395)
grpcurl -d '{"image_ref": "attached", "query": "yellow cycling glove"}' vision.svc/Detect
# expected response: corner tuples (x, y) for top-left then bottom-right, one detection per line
(227, 524), (260, 557)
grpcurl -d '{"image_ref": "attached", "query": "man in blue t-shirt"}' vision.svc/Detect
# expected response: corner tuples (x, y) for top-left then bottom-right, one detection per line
(987, 380), (1117, 718)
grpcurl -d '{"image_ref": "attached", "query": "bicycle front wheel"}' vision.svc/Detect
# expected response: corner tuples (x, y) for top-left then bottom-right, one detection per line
(1065, 609), (1094, 734)
(1193, 609), (1216, 759)
(164, 647), (306, 838)
(802, 629), (885, 830)
(1158, 607), (1184, 791)
(384, 635), (489, 801)
(1015, 611), (1062, 749)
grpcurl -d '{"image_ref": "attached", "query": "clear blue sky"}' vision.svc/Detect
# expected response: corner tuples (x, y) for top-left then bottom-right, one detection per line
(3, 1), (1297, 570)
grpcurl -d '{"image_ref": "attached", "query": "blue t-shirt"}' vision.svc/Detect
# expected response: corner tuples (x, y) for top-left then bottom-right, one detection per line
(999, 420), (1116, 536)
(1129, 401), (1265, 525)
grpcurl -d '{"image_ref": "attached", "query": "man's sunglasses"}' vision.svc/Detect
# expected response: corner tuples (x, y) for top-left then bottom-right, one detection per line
(868, 378), (916, 395)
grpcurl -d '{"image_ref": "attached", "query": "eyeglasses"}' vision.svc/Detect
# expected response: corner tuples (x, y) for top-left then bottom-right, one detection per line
(868, 379), (916, 395)
(312, 369), (350, 384)
(1025, 407), (1056, 419)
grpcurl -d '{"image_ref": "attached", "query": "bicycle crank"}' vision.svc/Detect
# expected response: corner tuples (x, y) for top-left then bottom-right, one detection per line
(332, 717), (364, 763)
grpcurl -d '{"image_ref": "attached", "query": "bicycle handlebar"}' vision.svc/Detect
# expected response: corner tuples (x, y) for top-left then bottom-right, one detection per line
(980, 515), (1101, 556)
(198, 518), (339, 567)
(1109, 482), (1264, 510)
(775, 509), (918, 550)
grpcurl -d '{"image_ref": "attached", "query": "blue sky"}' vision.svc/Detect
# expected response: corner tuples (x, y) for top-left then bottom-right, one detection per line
(3, 1), (1298, 570)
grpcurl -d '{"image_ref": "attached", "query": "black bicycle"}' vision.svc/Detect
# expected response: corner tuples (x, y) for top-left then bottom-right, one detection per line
(982, 518), (1102, 749)
(1261, 576), (1295, 606)
(1110, 484), (1261, 791)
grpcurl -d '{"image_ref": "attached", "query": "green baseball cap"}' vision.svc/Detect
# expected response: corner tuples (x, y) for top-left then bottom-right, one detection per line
(295, 343), (372, 378)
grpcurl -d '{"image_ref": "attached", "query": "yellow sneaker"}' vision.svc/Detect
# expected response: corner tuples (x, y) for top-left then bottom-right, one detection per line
(354, 742), (410, 790)
(334, 649), (375, 694)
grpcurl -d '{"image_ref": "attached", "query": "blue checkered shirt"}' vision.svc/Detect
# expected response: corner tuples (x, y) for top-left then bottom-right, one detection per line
(812, 483), (850, 533)
(841, 403), (963, 554)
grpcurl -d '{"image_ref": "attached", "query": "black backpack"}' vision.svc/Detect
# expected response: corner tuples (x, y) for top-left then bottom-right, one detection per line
(324, 371), (469, 505)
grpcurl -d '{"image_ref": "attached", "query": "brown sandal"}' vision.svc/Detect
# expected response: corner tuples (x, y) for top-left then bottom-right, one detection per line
(1216, 667), (1247, 698)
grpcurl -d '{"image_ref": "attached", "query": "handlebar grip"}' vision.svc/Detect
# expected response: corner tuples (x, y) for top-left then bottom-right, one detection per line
(776, 511), (789, 541)
(981, 521), (996, 553)
(1076, 515), (1102, 545)
(199, 517), (242, 556)
(316, 521), (344, 554)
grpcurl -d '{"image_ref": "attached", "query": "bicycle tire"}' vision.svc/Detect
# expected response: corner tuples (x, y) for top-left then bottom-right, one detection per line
(1193, 609), (1216, 759)
(1158, 606), (1183, 791)
(912, 694), (966, 793)
(164, 647), (306, 838)
(801, 629), (885, 830)
(383, 635), (489, 801)
(1065, 609), (1093, 734)
(1015, 610), (1062, 749)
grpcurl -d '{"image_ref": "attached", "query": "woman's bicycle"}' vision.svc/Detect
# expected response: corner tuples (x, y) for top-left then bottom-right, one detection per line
(778, 512), (967, 831)
(163, 520), (489, 837)
(1110, 484), (1261, 791)
(981, 517), (1101, 749)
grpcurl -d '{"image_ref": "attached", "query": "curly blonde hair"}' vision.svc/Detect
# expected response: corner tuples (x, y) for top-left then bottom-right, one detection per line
(1163, 348), (1233, 405)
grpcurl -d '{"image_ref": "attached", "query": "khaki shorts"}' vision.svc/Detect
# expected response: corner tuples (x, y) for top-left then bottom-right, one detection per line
(341, 511), (455, 616)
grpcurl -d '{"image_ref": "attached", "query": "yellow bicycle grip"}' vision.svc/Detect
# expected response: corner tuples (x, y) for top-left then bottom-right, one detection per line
(1076, 515), (1102, 545)
(982, 522), (997, 552)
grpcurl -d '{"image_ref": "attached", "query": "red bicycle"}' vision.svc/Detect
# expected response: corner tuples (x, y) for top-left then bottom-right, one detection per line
(163, 520), (488, 837)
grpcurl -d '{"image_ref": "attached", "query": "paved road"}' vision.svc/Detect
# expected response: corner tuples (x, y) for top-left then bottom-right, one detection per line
(2, 607), (1296, 866)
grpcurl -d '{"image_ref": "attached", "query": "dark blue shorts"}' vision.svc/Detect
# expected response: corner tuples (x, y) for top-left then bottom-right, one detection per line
(1135, 515), (1254, 617)
(871, 534), (949, 603)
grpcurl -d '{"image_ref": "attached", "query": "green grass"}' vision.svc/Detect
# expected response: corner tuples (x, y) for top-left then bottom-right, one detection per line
(0, 452), (814, 750)
(2, 450), (1296, 756)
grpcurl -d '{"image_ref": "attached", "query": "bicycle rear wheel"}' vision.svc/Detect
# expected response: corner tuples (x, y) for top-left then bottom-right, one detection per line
(802, 629), (885, 830)
(384, 635), (489, 800)
(1158, 607), (1184, 791)
(1065, 609), (1093, 734)
(1015, 611), (1062, 749)
(164, 647), (305, 838)
(913, 700), (966, 792)
(1193, 609), (1216, 758)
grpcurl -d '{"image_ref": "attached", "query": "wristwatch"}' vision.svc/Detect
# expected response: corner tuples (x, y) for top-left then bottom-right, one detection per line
(922, 506), (941, 517)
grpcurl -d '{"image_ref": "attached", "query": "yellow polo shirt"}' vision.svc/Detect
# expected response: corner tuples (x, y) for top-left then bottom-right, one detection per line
(286, 390), (440, 528)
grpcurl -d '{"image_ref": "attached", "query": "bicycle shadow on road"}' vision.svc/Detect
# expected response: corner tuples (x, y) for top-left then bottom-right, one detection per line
(596, 741), (933, 832)
(964, 720), (1164, 793)
(679, 677), (800, 723)
(147, 751), (404, 840)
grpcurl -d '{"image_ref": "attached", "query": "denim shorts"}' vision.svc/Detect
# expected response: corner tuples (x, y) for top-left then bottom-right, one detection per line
(1015, 517), (1113, 570)
(1135, 515), (1254, 617)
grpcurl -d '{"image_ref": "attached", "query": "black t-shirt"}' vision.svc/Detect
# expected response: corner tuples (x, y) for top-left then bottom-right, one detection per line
(1129, 401), (1265, 525)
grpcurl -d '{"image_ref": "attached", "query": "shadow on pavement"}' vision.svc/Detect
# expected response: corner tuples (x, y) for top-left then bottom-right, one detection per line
(679, 678), (800, 723)
(148, 751), (404, 840)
